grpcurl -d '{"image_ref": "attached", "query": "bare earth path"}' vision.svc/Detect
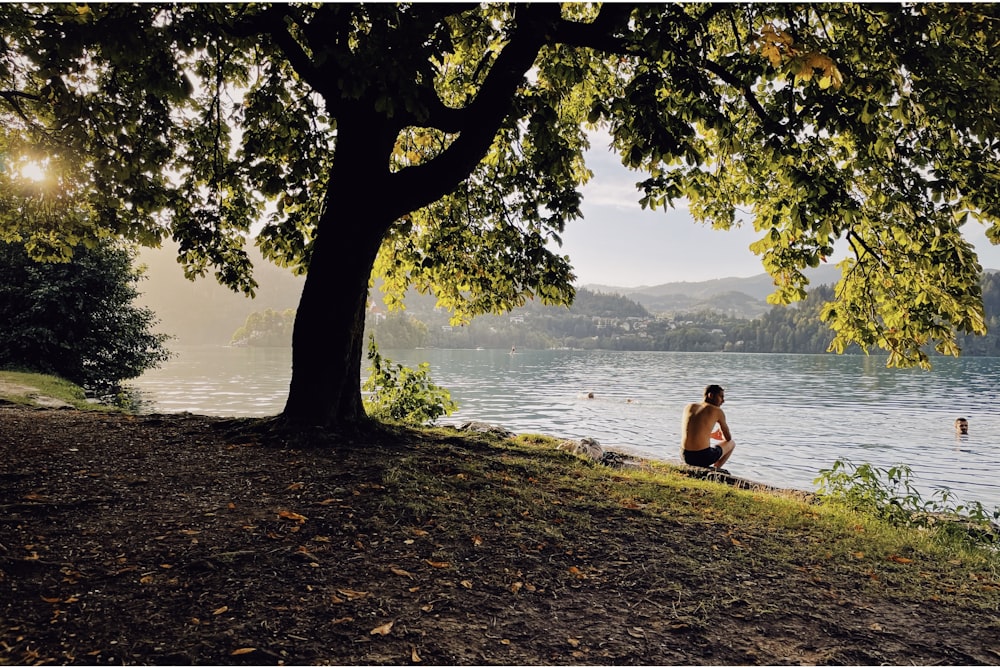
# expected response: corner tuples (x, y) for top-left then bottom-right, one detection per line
(1, 405), (998, 665)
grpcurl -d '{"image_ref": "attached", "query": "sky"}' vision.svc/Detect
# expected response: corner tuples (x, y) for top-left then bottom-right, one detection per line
(559, 135), (1000, 288)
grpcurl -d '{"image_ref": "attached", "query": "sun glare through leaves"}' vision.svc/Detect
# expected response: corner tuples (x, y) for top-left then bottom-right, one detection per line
(18, 159), (48, 183)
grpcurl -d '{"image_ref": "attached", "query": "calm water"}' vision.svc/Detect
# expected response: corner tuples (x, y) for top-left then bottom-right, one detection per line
(129, 346), (1000, 509)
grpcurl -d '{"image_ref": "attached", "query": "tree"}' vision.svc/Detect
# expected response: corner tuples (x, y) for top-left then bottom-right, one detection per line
(230, 308), (296, 348)
(0, 239), (170, 391)
(2, 4), (999, 429)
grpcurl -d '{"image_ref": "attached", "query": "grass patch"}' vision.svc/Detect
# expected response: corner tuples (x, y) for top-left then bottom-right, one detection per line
(0, 370), (115, 410)
(372, 428), (1000, 617)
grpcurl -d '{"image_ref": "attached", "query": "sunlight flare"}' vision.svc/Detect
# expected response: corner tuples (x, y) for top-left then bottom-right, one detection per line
(19, 160), (48, 183)
(19, 159), (48, 183)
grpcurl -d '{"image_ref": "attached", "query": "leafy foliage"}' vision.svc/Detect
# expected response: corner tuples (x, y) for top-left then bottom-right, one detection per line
(362, 337), (457, 426)
(0, 239), (170, 391)
(815, 459), (999, 547)
(366, 312), (430, 351)
(230, 308), (296, 347)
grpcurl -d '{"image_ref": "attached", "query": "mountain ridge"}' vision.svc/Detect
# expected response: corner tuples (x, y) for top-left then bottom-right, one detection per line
(135, 243), (998, 345)
(582, 264), (842, 301)
(582, 265), (842, 316)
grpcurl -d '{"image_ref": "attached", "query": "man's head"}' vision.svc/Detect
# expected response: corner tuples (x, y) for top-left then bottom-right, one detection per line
(704, 384), (725, 406)
(955, 417), (969, 435)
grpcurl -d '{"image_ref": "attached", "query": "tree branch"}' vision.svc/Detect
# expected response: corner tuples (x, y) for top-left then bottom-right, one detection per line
(421, 3), (638, 132)
(390, 4), (561, 210)
(221, 5), (332, 101)
(0, 90), (42, 122)
(548, 3), (636, 54)
(847, 228), (893, 272)
(700, 58), (788, 136)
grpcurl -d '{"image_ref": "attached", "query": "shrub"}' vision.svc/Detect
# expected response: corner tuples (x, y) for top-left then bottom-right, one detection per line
(0, 239), (170, 391)
(815, 458), (1000, 546)
(362, 336), (457, 425)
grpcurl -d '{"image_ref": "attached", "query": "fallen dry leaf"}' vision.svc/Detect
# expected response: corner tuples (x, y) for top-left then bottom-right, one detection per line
(370, 620), (394, 636)
(213, 605), (229, 615)
(391, 567), (413, 578)
(411, 646), (421, 663)
(424, 559), (450, 569)
(278, 509), (308, 523)
(336, 589), (369, 600)
(888, 555), (914, 564)
(231, 648), (256, 656)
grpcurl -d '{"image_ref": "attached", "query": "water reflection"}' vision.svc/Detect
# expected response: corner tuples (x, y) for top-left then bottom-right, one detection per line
(130, 346), (1000, 509)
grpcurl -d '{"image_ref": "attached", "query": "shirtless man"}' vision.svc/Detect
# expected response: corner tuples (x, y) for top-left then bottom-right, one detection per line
(681, 384), (735, 472)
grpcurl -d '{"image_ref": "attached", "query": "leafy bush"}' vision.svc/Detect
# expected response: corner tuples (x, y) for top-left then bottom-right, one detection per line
(0, 240), (170, 391)
(815, 459), (1000, 546)
(362, 336), (457, 425)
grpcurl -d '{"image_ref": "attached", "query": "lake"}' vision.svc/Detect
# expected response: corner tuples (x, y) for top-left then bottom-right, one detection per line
(129, 346), (1000, 510)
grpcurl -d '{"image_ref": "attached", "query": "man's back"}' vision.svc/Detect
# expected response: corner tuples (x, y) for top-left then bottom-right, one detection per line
(681, 401), (722, 452)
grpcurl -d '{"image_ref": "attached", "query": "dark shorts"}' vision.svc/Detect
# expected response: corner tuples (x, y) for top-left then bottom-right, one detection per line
(683, 446), (723, 467)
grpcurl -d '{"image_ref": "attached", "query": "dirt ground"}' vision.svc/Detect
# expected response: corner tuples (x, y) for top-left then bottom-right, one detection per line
(2, 405), (998, 665)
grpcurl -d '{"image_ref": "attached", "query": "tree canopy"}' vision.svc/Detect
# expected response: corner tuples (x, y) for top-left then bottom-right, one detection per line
(2, 3), (999, 428)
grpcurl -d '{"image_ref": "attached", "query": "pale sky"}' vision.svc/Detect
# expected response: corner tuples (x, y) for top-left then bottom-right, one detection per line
(560, 137), (1000, 288)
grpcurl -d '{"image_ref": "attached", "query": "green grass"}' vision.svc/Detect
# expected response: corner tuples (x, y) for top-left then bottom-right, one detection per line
(0, 370), (115, 410)
(385, 428), (1000, 613)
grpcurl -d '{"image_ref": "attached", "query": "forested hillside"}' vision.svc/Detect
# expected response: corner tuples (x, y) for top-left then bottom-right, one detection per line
(136, 237), (1000, 359)
(228, 272), (1000, 359)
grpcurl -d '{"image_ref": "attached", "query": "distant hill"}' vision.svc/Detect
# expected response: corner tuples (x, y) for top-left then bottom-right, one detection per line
(135, 253), (841, 344)
(135, 248), (998, 346)
(583, 264), (842, 317)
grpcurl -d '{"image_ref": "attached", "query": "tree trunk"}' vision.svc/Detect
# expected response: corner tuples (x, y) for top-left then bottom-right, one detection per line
(280, 118), (398, 429)
(280, 217), (381, 428)
(279, 92), (517, 429)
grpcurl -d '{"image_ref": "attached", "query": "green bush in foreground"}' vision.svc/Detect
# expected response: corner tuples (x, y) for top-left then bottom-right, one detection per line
(0, 239), (170, 392)
(815, 459), (1000, 547)
(362, 337), (457, 426)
